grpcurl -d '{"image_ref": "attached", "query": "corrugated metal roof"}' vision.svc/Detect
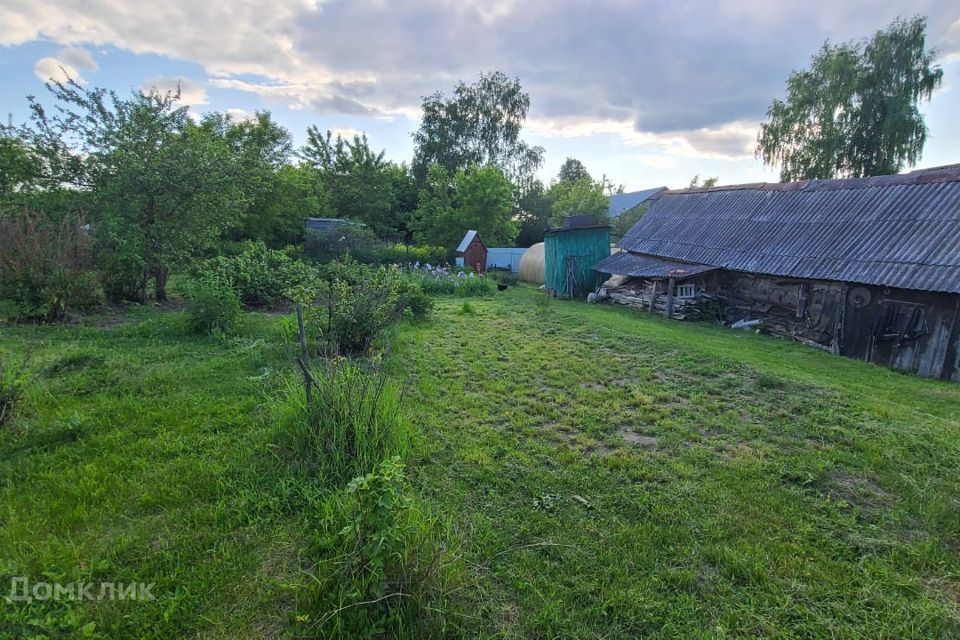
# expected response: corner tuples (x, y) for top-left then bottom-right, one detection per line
(544, 224), (612, 236)
(606, 187), (667, 218)
(594, 252), (717, 280)
(456, 230), (480, 253)
(619, 165), (960, 294)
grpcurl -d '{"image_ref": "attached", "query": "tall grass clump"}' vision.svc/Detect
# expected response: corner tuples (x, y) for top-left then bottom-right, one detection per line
(0, 350), (30, 427)
(300, 457), (455, 639)
(280, 357), (410, 486)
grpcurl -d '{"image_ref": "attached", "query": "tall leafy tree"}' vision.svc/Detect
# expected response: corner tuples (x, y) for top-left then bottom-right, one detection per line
(547, 176), (609, 225)
(515, 179), (552, 247)
(411, 164), (516, 248)
(302, 128), (409, 238)
(556, 157), (591, 184)
(412, 70), (544, 189)
(25, 80), (248, 301)
(757, 16), (943, 181)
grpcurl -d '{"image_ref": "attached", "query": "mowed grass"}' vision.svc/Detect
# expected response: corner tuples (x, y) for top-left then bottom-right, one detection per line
(1, 286), (959, 637)
(394, 286), (960, 638)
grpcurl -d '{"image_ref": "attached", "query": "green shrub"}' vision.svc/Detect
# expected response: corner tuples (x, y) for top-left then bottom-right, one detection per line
(400, 283), (434, 319)
(0, 350), (29, 427)
(184, 279), (242, 335)
(311, 259), (426, 355)
(0, 209), (101, 321)
(194, 241), (317, 308)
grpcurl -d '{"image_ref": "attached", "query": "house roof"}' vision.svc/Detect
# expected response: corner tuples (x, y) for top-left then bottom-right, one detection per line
(617, 165), (960, 294)
(594, 252), (716, 280)
(456, 230), (481, 253)
(606, 187), (667, 219)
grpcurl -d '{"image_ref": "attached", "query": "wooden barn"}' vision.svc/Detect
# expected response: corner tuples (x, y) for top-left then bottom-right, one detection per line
(455, 230), (488, 273)
(594, 165), (960, 380)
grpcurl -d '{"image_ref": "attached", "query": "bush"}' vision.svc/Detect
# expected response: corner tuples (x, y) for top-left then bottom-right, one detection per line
(0, 209), (101, 321)
(406, 271), (497, 297)
(194, 241), (317, 308)
(184, 279), (242, 335)
(400, 283), (434, 319)
(1, 350), (29, 427)
(311, 259), (429, 354)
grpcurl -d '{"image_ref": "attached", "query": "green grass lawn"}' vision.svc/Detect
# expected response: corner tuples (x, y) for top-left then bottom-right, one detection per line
(3, 286), (960, 637)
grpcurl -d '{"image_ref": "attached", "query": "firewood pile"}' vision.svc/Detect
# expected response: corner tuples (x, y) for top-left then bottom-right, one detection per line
(599, 275), (703, 320)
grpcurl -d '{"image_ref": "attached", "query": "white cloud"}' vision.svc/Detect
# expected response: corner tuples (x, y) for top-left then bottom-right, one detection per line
(141, 76), (208, 105)
(329, 127), (365, 140)
(5, 0), (959, 160)
(58, 45), (97, 70)
(225, 107), (256, 122)
(34, 57), (83, 84)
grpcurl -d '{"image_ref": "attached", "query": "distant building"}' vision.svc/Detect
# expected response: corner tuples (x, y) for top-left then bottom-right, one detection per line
(456, 230), (488, 273)
(605, 187), (667, 219)
(594, 165), (960, 380)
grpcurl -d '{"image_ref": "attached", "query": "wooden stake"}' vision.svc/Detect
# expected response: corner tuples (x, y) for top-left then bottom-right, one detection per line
(296, 303), (312, 407)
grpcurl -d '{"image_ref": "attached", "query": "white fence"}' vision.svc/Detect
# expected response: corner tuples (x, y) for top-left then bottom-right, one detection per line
(486, 248), (526, 272)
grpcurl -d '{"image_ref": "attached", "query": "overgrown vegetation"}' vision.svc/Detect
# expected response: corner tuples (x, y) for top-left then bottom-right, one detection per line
(0, 208), (100, 321)
(192, 241), (317, 308)
(406, 271), (496, 297)
(310, 259), (432, 355)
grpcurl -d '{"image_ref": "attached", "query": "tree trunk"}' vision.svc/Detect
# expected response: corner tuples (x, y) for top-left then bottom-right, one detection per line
(153, 263), (168, 302)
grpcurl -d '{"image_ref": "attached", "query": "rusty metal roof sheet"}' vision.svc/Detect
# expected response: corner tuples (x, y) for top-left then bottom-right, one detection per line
(619, 165), (960, 293)
(594, 252), (716, 280)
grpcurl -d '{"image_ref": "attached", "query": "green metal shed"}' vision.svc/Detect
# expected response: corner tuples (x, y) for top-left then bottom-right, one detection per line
(544, 224), (611, 298)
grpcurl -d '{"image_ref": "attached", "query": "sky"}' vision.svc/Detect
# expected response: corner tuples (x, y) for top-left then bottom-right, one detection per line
(1, 1), (959, 191)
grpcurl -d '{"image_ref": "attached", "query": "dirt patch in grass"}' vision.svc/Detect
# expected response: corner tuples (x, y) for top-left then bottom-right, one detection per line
(619, 428), (658, 448)
(820, 472), (896, 513)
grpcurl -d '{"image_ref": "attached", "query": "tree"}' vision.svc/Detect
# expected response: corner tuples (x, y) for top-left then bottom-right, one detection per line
(411, 164), (516, 248)
(547, 176), (610, 225)
(302, 128), (410, 238)
(757, 16), (943, 181)
(612, 202), (650, 241)
(236, 164), (333, 248)
(412, 70), (544, 190)
(688, 174), (719, 188)
(557, 158), (591, 184)
(25, 80), (249, 301)
(515, 179), (552, 247)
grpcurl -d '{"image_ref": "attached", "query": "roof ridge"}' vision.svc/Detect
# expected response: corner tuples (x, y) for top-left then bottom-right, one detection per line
(662, 163), (960, 196)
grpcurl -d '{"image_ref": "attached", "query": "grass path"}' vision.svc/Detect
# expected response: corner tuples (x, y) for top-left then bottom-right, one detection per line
(395, 287), (960, 638)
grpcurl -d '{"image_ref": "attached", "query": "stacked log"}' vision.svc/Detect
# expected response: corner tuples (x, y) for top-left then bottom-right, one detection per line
(600, 276), (703, 320)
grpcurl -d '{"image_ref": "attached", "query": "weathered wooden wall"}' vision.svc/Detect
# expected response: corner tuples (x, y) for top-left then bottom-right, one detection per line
(713, 272), (960, 381)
